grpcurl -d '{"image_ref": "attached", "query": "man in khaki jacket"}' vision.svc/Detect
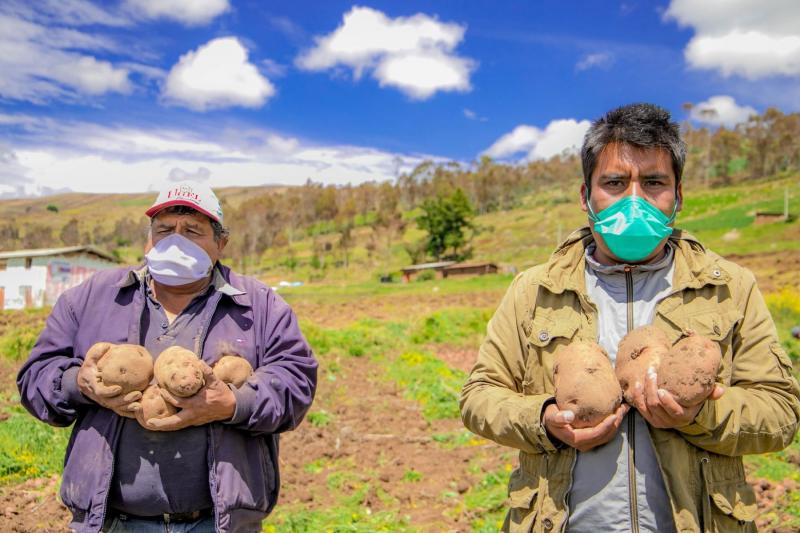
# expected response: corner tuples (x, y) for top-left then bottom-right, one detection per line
(460, 103), (800, 533)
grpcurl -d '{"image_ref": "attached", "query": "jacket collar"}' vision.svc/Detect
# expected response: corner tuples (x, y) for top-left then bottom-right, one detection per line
(114, 263), (250, 306)
(540, 226), (732, 296)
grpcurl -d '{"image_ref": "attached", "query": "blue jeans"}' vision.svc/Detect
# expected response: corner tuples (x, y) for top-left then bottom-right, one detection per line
(101, 514), (216, 533)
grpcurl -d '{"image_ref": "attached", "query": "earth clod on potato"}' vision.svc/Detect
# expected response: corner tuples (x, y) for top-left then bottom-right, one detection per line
(554, 342), (622, 429)
(95, 343), (154, 395)
(658, 332), (722, 407)
(213, 355), (253, 387)
(154, 346), (205, 397)
(615, 325), (671, 404)
(140, 384), (178, 421)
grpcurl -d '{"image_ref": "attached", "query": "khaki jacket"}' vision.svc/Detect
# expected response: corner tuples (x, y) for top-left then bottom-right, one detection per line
(460, 228), (800, 533)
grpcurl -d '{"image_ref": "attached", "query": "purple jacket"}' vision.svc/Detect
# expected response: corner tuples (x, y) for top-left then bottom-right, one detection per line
(17, 265), (318, 533)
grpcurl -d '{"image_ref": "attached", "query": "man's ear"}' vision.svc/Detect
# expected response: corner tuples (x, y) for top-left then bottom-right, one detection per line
(580, 182), (589, 213)
(676, 181), (683, 212)
(143, 230), (154, 255)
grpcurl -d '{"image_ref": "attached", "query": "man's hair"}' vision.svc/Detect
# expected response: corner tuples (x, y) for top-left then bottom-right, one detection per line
(150, 205), (230, 241)
(581, 103), (686, 186)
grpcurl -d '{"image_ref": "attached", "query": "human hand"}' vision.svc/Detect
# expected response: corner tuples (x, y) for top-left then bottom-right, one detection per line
(631, 366), (725, 429)
(138, 361), (236, 431)
(76, 342), (142, 418)
(543, 401), (629, 452)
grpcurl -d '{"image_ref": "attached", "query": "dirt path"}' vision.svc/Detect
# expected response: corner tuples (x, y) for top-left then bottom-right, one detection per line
(726, 249), (800, 293)
(268, 353), (509, 530)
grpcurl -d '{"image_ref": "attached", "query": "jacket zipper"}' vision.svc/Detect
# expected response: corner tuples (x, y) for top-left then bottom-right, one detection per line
(559, 452), (579, 532)
(625, 267), (640, 533)
(198, 291), (224, 532)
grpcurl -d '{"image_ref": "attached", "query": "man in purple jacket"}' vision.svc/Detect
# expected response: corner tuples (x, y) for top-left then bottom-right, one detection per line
(17, 180), (318, 533)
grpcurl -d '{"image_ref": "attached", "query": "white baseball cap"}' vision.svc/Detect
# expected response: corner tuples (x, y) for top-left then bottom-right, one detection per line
(146, 180), (223, 223)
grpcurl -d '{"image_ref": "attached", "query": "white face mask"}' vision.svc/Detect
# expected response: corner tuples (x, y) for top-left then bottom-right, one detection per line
(145, 233), (213, 286)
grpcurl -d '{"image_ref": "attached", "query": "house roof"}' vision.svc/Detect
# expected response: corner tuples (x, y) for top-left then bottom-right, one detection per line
(0, 245), (119, 263)
(401, 261), (456, 272)
(442, 262), (498, 270)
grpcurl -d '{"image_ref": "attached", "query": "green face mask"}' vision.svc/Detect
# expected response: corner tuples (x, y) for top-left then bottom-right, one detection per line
(587, 193), (677, 263)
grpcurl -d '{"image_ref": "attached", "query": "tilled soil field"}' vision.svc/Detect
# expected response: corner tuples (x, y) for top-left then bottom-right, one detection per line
(0, 248), (799, 531)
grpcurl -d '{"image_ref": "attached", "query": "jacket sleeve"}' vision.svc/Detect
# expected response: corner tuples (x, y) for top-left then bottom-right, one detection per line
(678, 273), (800, 455)
(17, 291), (92, 427)
(226, 289), (318, 435)
(460, 273), (560, 454)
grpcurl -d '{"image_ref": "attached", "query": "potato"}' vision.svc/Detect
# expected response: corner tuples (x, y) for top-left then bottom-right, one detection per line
(658, 333), (721, 407)
(554, 342), (622, 428)
(140, 384), (178, 421)
(154, 346), (205, 397)
(95, 343), (153, 395)
(213, 355), (253, 387)
(615, 326), (671, 404)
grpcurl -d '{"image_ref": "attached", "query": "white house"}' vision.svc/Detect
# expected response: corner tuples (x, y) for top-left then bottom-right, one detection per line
(0, 246), (120, 310)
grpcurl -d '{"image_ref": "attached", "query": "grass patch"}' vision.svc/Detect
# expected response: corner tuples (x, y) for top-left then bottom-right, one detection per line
(431, 430), (479, 449)
(766, 288), (800, 364)
(386, 351), (465, 421)
(0, 325), (40, 361)
(0, 405), (70, 485)
(307, 409), (333, 428)
(402, 469), (422, 483)
(303, 319), (404, 358)
(441, 467), (509, 532)
(410, 308), (491, 348)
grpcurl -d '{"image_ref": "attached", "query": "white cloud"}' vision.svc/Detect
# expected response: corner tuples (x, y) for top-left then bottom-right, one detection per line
(665, 0), (800, 78)
(463, 108), (488, 122)
(575, 52), (613, 71)
(168, 167), (211, 182)
(690, 95), (757, 127)
(484, 126), (541, 159)
(163, 37), (275, 111)
(0, 12), (132, 102)
(0, 145), (34, 198)
(124, 0), (229, 26)
(484, 119), (591, 160)
(0, 114), (434, 196)
(296, 6), (475, 99)
(2, 0), (130, 27)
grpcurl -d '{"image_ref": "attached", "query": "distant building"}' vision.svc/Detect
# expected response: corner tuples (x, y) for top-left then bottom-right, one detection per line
(0, 246), (119, 310)
(400, 261), (456, 283)
(400, 260), (500, 282)
(441, 262), (499, 278)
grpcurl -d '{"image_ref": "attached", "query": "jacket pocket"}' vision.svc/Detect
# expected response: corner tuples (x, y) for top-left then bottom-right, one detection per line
(770, 342), (796, 380)
(700, 457), (757, 532)
(523, 312), (580, 394)
(666, 308), (742, 384)
(681, 309), (741, 343)
(505, 469), (540, 533)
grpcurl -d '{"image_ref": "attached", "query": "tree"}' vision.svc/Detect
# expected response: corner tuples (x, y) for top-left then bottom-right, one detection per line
(60, 218), (80, 246)
(416, 188), (476, 261)
(22, 224), (53, 249)
(711, 128), (741, 183)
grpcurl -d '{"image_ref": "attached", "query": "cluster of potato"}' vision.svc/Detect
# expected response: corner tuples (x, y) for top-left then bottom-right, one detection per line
(553, 325), (722, 425)
(616, 326), (722, 407)
(91, 342), (254, 423)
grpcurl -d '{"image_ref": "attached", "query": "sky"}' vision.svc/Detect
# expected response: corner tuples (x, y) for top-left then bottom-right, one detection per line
(1, 0), (799, 198)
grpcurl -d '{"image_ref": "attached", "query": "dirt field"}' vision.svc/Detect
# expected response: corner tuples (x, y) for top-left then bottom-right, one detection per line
(0, 248), (799, 531)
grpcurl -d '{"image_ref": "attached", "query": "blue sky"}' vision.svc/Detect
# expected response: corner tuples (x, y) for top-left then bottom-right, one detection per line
(1, 0), (798, 197)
